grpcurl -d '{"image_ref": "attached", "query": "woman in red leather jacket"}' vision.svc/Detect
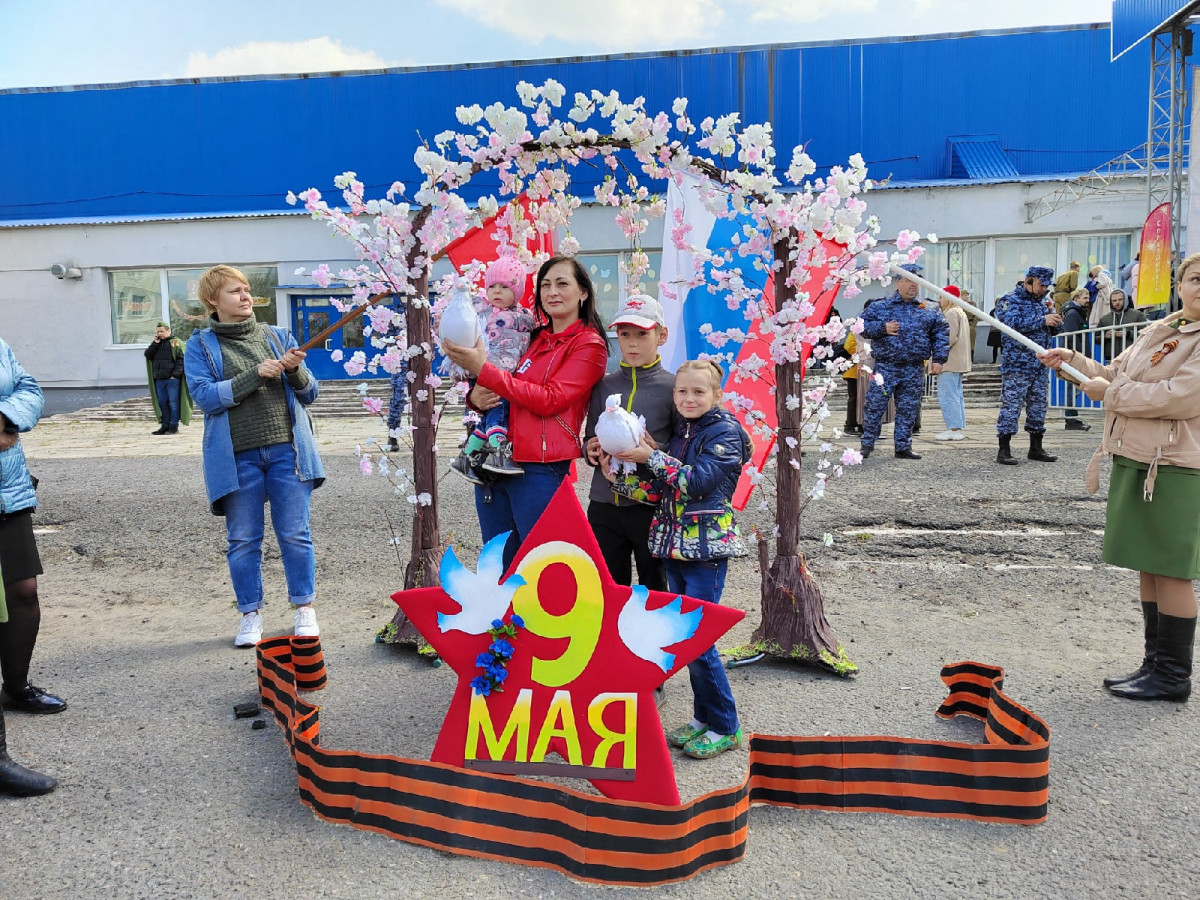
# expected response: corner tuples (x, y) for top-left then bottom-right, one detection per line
(444, 256), (609, 566)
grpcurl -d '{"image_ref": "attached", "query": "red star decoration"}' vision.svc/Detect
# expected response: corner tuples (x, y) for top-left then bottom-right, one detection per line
(393, 481), (744, 806)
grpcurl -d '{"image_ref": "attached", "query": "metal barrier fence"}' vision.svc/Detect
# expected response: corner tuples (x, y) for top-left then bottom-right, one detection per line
(1047, 320), (1149, 410)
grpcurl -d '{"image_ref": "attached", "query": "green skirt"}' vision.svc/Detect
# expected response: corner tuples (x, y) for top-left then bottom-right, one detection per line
(1104, 456), (1200, 579)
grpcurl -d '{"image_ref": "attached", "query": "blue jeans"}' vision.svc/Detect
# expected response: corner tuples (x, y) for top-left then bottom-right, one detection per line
(223, 442), (316, 614)
(155, 378), (181, 429)
(936, 371), (965, 431)
(664, 558), (740, 735)
(475, 460), (572, 570)
(479, 397), (511, 443)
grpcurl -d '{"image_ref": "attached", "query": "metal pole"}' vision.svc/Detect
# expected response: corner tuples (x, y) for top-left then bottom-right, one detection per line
(888, 263), (1088, 383)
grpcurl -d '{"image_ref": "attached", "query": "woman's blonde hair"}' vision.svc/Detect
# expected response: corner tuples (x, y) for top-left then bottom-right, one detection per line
(197, 265), (250, 312)
(676, 359), (724, 403)
(1177, 252), (1200, 285)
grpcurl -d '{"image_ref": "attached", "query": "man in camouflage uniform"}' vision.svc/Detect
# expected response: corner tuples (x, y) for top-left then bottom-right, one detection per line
(994, 265), (1063, 465)
(859, 263), (950, 460)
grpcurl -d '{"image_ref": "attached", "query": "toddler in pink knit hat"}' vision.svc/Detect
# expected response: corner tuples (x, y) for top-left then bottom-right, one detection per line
(449, 254), (537, 482)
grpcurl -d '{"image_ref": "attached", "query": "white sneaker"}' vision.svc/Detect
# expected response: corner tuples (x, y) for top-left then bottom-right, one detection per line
(293, 605), (320, 637)
(234, 611), (263, 648)
(935, 430), (966, 441)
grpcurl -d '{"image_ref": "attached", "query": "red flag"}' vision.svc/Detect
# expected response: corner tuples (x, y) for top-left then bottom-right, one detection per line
(729, 238), (845, 510)
(441, 194), (554, 306)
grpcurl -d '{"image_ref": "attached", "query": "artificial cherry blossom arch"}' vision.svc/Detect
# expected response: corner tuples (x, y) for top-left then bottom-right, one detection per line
(293, 80), (924, 671)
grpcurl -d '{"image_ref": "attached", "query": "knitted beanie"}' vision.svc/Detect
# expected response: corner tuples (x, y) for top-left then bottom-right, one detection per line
(484, 256), (526, 297)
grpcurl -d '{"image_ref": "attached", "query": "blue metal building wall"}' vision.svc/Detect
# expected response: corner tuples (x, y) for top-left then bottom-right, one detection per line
(0, 23), (1155, 222)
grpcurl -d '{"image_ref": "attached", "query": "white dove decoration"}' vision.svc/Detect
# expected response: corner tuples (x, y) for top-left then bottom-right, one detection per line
(436, 532), (526, 635)
(617, 585), (703, 673)
(437, 281), (483, 348)
(595, 393), (645, 475)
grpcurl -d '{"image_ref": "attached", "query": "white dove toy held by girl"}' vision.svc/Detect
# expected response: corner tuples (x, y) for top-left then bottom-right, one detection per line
(445, 256), (536, 483)
(601, 359), (751, 759)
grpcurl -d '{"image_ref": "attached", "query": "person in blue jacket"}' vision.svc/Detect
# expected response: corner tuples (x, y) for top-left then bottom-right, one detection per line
(859, 263), (950, 460)
(184, 266), (325, 649)
(994, 265), (1063, 465)
(0, 337), (59, 795)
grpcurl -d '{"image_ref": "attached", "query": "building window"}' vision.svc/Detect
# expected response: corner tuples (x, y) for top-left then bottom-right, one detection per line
(577, 250), (662, 328)
(109, 270), (163, 346)
(109, 265), (279, 345)
(993, 238), (1057, 310)
(1066, 235), (1131, 289)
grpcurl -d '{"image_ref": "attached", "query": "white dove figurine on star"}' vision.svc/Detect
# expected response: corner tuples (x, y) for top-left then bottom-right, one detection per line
(436, 532), (526, 635)
(617, 585), (703, 673)
(594, 393), (646, 475)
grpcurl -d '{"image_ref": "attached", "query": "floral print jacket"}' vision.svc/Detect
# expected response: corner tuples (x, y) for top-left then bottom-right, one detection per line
(612, 406), (751, 560)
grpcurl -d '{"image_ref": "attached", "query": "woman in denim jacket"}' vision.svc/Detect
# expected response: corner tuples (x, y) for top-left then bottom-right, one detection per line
(185, 266), (324, 649)
(601, 360), (751, 759)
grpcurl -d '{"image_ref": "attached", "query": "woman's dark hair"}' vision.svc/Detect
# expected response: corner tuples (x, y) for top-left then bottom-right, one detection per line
(531, 255), (610, 356)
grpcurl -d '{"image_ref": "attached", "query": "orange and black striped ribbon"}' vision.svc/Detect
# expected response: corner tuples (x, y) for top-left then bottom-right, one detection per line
(257, 639), (1048, 886)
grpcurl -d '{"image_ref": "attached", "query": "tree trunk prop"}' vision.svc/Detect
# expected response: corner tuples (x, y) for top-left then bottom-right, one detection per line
(727, 235), (857, 676)
(376, 221), (445, 658)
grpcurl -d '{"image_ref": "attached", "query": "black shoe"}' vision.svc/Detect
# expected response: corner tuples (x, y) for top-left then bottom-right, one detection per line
(387, 438), (399, 452)
(1065, 418), (1091, 431)
(894, 449), (922, 460)
(165, 426), (179, 435)
(151, 426), (168, 435)
(1, 683), (67, 715)
(449, 452), (485, 485)
(844, 424), (862, 435)
(1027, 432), (1058, 463)
(0, 753), (57, 796)
(1108, 613), (1194, 702)
(481, 444), (525, 476)
(860, 445), (872, 459)
(0, 711), (56, 796)
(997, 435), (1019, 465)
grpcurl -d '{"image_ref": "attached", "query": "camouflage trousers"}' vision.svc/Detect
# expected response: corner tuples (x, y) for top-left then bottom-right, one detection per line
(862, 361), (925, 451)
(996, 366), (1048, 435)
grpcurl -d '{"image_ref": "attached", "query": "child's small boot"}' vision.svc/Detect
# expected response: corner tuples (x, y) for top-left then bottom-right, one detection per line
(450, 451), (485, 485)
(482, 441), (524, 476)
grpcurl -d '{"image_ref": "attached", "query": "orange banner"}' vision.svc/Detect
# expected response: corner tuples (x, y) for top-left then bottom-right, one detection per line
(1137, 202), (1172, 308)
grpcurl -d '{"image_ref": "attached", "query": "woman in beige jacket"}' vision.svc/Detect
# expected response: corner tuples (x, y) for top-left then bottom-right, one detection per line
(1041, 252), (1200, 702)
(935, 286), (972, 440)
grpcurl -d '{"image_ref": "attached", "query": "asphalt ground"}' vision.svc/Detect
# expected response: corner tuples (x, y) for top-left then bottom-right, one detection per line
(3, 405), (1195, 900)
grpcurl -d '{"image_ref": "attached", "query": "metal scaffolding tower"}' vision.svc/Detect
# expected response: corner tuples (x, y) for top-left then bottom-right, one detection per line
(1025, 10), (1198, 251)
(1146, 25), (1192, 257)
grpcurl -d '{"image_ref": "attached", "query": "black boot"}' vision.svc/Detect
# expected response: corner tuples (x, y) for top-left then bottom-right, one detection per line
(1108, 613), (1194, 702)
(1103, 602), (1158, 687)
(1027, 432), (1058, 462)
(894, 448), (922, 460)
(0, 708), (57, 797)
(997, 434), (1019, 465)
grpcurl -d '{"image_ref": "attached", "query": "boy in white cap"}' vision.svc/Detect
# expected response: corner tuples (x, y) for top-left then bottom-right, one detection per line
(449, 255), (537, 481)
(583, 292), (676, 594)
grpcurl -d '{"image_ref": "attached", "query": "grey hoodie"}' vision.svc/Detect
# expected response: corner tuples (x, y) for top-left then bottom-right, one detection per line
(583, 358), (678, 506)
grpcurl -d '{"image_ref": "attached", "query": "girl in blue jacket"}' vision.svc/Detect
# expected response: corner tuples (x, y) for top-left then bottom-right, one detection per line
(601, 359), (751, 759)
